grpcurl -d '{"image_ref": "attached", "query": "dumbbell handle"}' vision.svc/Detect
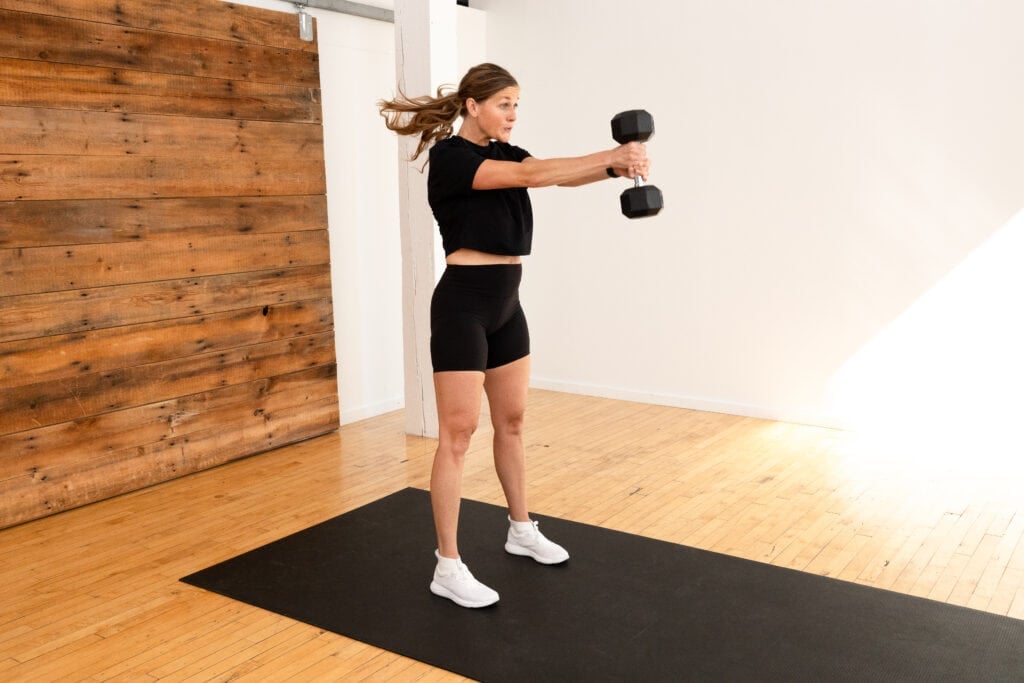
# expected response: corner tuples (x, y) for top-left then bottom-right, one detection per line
(611, 168), (647, 188)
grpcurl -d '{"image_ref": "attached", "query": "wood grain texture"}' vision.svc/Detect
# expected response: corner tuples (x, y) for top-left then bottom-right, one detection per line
(1, 391), (1022, 678)
(0, 264), (332, 343)
(0, 8), (320, 86)
(0, 331), (336, 435)
(1, 231), (331, 295)
(0, 106), (324, 159)
(0, 58), (321, 122)
(0, 153), (326, 201)
(0, 195), (328, 248)
(0, 0), (335, 528)
(0, 0), (318, 52)
(0, 299), (334, 391)
(0, 366), (339, 527)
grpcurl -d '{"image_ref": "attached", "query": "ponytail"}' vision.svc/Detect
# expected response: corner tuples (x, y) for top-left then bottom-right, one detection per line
(378, 63), (519, 162)
(377, 86), (463, 161)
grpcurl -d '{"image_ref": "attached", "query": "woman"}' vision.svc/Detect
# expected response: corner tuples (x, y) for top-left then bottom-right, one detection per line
(379, 63), (650, 608)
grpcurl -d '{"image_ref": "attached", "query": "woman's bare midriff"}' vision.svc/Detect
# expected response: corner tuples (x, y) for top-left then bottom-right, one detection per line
(445, 248), (522, 266)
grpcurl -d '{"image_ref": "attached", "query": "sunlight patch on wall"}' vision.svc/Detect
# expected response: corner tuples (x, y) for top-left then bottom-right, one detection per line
(827, 209), (1024, 481)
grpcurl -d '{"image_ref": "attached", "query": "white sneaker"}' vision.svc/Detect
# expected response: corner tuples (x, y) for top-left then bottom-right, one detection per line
(505, 517), (570, 565)
(429, 551), (500, 608)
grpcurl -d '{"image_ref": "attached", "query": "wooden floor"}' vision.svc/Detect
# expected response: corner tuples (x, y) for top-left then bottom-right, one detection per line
(3, 389), (1024, 680)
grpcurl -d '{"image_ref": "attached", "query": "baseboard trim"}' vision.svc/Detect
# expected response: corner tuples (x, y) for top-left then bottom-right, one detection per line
(528, 377), (843, 430)
(340, 397), (404, 426)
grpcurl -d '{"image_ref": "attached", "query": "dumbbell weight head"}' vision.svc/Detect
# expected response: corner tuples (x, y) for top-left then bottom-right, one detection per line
(611, 109), (655, 144)
(621, 185), (663, 218)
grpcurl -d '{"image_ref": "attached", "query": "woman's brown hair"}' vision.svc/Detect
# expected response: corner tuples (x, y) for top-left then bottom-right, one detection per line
(378, 63), (519, 161)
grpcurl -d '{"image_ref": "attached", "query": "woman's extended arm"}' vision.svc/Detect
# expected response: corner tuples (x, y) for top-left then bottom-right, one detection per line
(471, 142), (649, 190)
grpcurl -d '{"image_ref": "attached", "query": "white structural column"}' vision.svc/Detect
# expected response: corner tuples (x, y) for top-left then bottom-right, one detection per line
(393, 0), (458, 437)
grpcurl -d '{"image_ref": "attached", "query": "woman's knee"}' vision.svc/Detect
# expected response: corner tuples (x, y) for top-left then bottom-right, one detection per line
(492, 408), (525, 439)
(439, 415), (479, 457)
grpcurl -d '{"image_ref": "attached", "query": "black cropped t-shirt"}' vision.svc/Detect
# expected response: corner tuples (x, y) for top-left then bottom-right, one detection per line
(427, 136), (533, 256)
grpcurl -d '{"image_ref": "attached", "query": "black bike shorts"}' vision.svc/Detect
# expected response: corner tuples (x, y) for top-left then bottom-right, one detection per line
(430, 264), (530, 372)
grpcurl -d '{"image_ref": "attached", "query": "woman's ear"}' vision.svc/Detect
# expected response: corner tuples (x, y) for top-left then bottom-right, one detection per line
(465, 97), (478, 117)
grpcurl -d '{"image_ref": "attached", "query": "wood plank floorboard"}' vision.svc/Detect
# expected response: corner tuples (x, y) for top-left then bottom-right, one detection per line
(1, 389), (1022, 679)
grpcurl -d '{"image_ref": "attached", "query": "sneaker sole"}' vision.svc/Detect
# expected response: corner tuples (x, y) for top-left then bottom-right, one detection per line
(504, 542), (570, 565)
(429, 581), (499, 608)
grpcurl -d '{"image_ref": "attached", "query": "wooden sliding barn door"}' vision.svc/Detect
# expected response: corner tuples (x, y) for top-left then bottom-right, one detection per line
(0, 0), (338, 528)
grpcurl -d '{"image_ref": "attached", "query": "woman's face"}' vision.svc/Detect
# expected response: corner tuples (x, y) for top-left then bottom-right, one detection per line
(469, 86), (519, 143)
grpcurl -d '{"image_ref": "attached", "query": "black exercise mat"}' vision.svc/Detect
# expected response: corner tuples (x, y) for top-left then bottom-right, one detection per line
(182, 488), (1024, 681)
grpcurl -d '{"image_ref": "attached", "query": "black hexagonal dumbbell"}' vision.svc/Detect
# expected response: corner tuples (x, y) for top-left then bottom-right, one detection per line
(611, 109), (664, 219)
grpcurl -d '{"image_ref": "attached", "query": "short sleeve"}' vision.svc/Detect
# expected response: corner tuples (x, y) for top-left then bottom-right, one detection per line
(428, 141), (487, 200)
(506, 144), (531, 162)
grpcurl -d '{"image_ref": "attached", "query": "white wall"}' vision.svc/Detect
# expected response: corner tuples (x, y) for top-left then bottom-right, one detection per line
(230, 1), (1024, 463)
(231, 0), (405, 425)
(474, 0), (1024, 445)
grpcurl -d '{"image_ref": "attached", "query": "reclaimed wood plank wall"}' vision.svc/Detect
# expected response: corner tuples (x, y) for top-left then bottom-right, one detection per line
(0, 0), (338, 528)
